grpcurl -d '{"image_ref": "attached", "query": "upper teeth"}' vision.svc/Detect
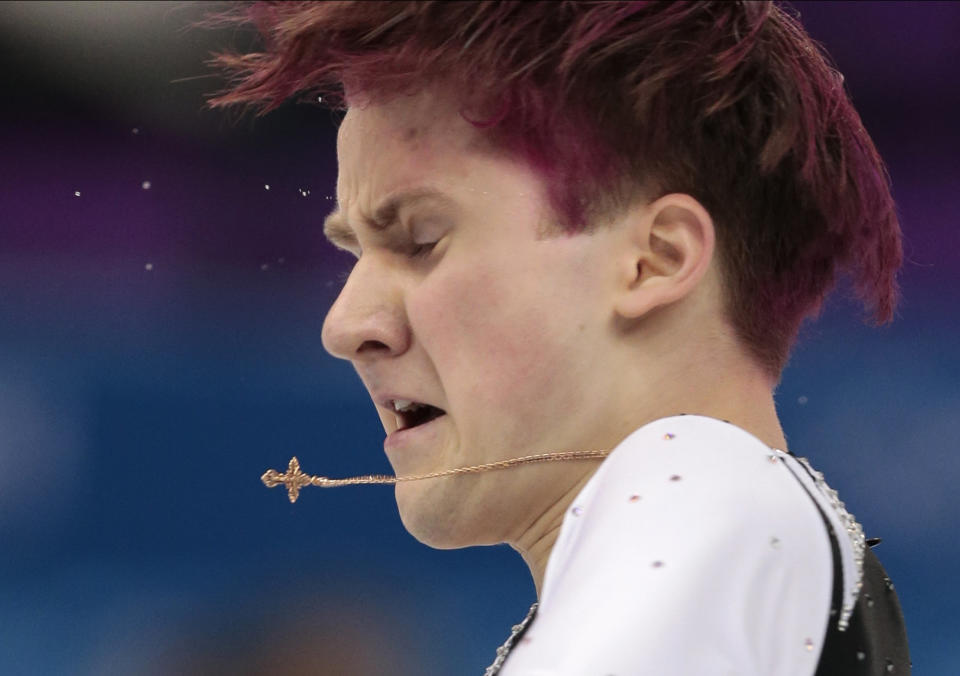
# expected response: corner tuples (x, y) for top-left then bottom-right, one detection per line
(393, 399), (425, 412)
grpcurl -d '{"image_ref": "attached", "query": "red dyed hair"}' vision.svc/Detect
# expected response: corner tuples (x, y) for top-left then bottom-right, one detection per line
(203, 0), (902, 381)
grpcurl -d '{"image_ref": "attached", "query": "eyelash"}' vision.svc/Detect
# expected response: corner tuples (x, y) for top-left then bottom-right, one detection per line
(407, 241), (438, 258)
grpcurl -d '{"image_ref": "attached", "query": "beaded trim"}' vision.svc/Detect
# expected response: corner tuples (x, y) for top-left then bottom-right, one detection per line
(484, 602), (539, 676)
(793, 455), (866, 632)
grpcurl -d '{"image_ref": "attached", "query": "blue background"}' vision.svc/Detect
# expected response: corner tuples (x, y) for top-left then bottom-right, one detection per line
(0, 2), (957, 673)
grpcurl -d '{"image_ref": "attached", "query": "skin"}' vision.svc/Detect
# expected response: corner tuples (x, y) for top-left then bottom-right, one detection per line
(321, 85), (789, 599)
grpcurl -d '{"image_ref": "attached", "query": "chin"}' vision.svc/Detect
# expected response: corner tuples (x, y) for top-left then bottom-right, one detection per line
(394, 481), (478, 550)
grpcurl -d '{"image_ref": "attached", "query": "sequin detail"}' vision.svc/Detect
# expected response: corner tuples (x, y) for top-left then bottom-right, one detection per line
(795, 455), (866, 632)
(484, 602), (538, 676)
(770, 536), (781, 549)
(652, 560), (664, 568)
(804, 638), (814, 651)
(571, 506), (583, 516)
(669, 474), (682, 482)
(663, 433), (675, 440)
(628, 494), (642, 503)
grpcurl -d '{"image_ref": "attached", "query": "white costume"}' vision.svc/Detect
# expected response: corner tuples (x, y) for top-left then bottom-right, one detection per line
(489, 414), (909, 676)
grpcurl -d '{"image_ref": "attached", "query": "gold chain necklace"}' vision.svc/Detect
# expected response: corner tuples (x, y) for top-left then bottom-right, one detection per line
(262, 449), (612, 503)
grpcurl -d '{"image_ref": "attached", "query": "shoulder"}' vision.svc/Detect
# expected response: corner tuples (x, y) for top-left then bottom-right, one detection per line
(556, 415), (828, 557)
(506, 415), (834, 676)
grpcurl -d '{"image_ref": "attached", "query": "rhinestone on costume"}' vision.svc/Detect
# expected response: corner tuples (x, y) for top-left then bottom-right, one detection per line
(770, 536), (781, 548)
(804, 638), (814, 651)
(652, 560), (664, 568)
(856, 651), (866, 661)
(628, 494), (642, 502)
(768, 454), (780, 463)
(886, 661), (895, 672)
(866, 593), (874, 608)
(663, 433), (675, 440)
(571, 506), (583, 516)
(669, 474), (682, 482)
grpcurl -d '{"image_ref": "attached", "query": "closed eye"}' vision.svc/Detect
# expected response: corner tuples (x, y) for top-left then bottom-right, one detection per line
(407, 241), (439, 259)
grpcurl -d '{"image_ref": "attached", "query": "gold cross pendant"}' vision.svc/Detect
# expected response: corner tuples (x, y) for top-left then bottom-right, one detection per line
(261, 457), (317, 503)
(262, 457), (398, 501)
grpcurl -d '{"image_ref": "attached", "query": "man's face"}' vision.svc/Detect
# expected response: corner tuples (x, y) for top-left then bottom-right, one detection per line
(321, 87), (627, 548)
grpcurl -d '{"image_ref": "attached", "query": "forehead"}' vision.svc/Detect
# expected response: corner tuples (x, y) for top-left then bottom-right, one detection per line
(326, 88), (490, 244)
(337, 85), (475, 160)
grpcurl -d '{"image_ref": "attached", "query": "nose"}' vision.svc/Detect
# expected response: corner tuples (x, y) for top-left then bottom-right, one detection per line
(321, 256), (410, 361)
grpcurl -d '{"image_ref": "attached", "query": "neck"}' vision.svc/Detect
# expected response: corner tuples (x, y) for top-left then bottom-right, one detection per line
(647, 362), (789, 453)
(623, 318), (789, 453)
(509, 467), (597, 600)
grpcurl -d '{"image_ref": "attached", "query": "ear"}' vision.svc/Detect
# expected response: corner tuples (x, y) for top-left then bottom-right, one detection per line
(613, 193), (716, 319)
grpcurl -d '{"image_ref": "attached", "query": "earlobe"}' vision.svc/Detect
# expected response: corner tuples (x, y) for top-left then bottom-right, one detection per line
(613, 194), (715, 320)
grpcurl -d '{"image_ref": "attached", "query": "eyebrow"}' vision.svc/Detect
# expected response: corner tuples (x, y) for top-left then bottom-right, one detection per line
(322, 186), (457, 249)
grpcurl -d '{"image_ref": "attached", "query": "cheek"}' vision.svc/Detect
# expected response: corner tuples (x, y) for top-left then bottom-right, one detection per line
(410, 261), (583, 427)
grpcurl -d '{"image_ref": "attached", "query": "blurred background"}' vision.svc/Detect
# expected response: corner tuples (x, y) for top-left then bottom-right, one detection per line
(0, 1), (956, 674)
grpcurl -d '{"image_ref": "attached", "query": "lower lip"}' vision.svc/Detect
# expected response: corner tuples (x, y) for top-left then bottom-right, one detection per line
(384, 413), (446, 451)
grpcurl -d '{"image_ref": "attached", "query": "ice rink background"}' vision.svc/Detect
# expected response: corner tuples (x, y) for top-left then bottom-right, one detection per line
(1, 2), (957, 673)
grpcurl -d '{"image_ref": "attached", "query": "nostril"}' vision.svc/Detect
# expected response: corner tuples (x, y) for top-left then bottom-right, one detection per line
(357, 340), (390, 354)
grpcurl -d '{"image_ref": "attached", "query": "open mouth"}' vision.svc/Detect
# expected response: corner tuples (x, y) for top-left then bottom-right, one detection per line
(396, 403), (446, 431)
